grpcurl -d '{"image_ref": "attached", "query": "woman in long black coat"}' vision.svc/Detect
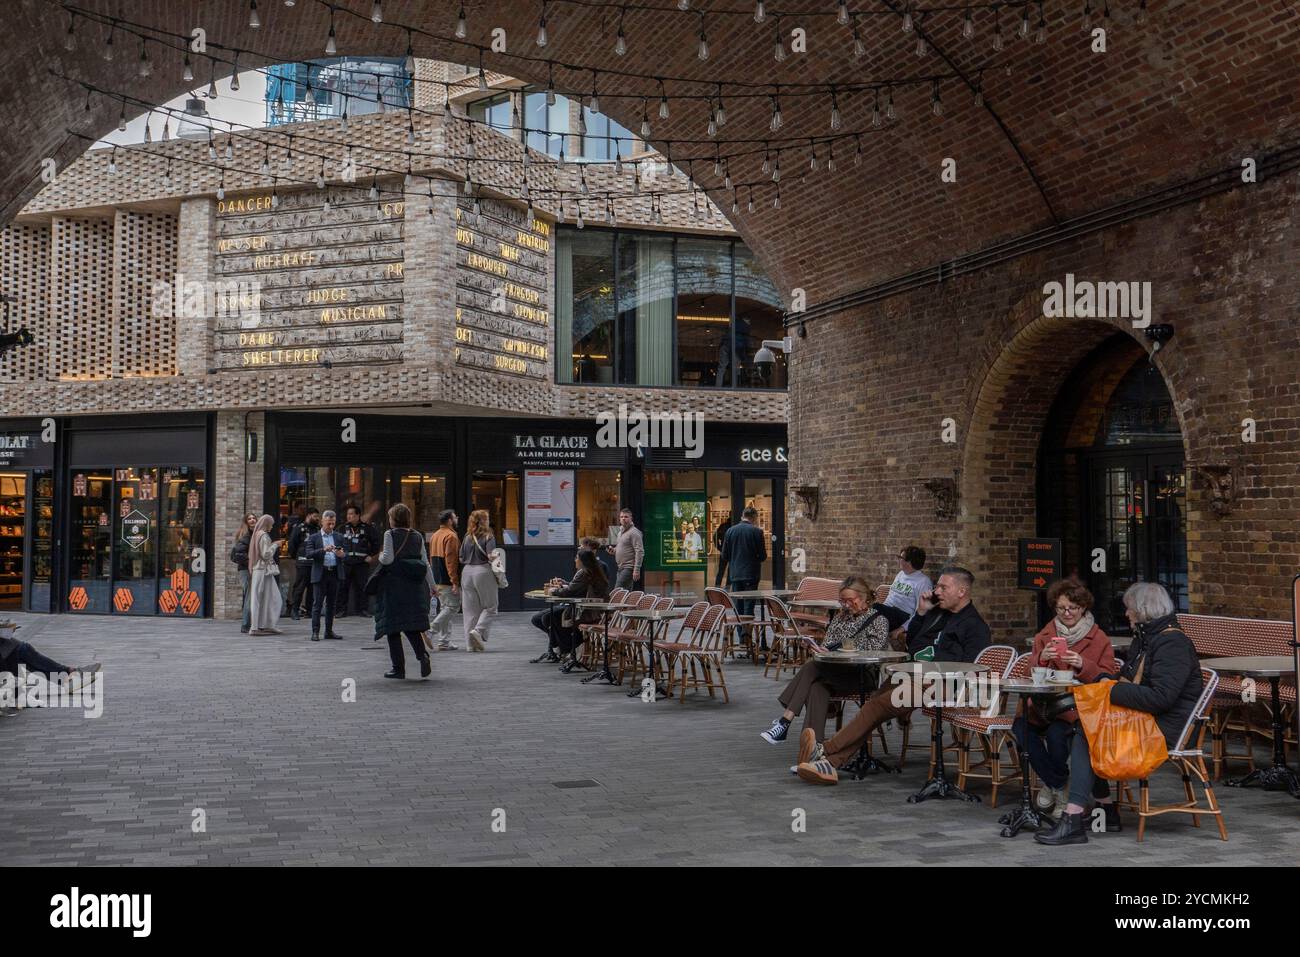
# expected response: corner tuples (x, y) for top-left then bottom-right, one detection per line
(372, 503), (433, 680)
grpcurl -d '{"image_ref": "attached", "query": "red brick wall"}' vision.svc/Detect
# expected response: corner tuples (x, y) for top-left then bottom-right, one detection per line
(788, 173), (1300, 639)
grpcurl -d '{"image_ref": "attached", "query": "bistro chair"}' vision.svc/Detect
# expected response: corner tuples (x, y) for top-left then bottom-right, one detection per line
(914, 644), (1017, 778)
(759, 596), (814, 680)
(705, 586), (763, 662)
(652, 601), (709, 691)
(614, 595), (675, 686)
(577, 588), (634, 667)
(787, 576), (841, 637)
(1115, 667), (1228, 842)
(605, 594), (656, 685)
(952, 652), (1035, 807)
(658, 604), (729, 703)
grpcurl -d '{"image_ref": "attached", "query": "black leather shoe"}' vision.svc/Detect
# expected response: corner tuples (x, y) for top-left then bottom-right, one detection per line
(1103, 803), (1123, 833)
(310, 633), (321, 642)
(324, 632), (342, 640)
(419, 656), (432, 678)
(1034, 811), (1088, 846)
(384, 670), (404, 679)
(240, 627), (249, 634)
(291, 609), (301, 621)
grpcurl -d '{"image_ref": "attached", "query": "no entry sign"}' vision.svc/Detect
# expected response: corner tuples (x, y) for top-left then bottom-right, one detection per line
(1018, 538), (1062, 590)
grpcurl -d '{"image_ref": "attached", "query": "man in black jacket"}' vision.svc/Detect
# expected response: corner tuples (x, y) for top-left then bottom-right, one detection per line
(338, 504), (379, 619)
(286, 508), (320, 620)
(304, 510), (346, 641)
(794, 567), (991, 785)
(715, 506), (768, 621)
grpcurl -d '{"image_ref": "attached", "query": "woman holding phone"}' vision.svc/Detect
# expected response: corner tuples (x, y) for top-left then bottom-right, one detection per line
(1011, 577), (1117, 820)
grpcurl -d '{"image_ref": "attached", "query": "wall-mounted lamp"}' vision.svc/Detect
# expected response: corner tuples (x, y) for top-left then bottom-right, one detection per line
(1143, 323), (1175, 362)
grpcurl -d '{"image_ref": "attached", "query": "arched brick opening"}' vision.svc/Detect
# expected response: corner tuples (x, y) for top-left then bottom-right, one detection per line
(956, 299), (1186, 636)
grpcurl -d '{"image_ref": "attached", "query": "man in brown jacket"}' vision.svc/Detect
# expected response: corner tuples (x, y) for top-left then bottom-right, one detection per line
(427, 510), (461, 651)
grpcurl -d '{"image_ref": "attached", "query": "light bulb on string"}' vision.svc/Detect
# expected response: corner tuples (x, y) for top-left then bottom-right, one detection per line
(761, 150), (770, 174)
(138, 40), (152, 78)
(1020, 4), (1031, 37)
(104, 20), (115, 61)
(716, 97), (726, 126)
(182, 52), (193, 82)
(640, 99), (651, 139)
(326, 13), (338, 55)
(852, 19), (865, 58)
(404, 31), (415, 73)
(64, 14), (76, 52)
(537, 3), (548, 47)
(216, 173), (225, 201)
(747, 188), (755, 213)
(830, 90), (842, 130)
(658, 80), (670, 119)
(769, 94), (782, 131)
(964, 7), (976, 39)
(993, 8), (1004, 49)
(854, 136), (863, 167)
(249, 0), (260, 29)
(161, 117), (171, 141)
(707, 105), (717, 138)
(677, 0), (690, 10)
(107, 147), (120, 175)
(546, 64), (556, 105)
(208, 65), (219, 99)
(837, 0), (849, 26)
(455, 5), (467, 39)
(827, 144), (837, 173)
(230, 55), (240, 91)
(872, 88), (882, 128)
(615, 7), (627, 55)
(772, 186), (780, 210)
(771, 156), (780, 182)
(754, 1), (766, 24)
(224, 137), (233, 161)
(371, 0), (383, 24)
(1136, 0), (1147, 24)
(315, 159), (326, 189)
(697, 16), (709, 60)
(916, 32), (928, 57)
(902, 4), (914, 33)
(773, 17), (786, 62)
(808, 141), (818, 172)
(119, 104), (129, 133)
(369, 173), (380, 201)
(1036, 2), (1047, 43)
(477, 51), (488, 91)
(885, 85), (896, 121)
(974, 72), (985, 107)
(931, 80), (943, 117)
(260, 146), (270, 176)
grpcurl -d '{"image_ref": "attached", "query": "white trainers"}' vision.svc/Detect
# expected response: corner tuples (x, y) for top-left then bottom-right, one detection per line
(468, 629), (485, 652)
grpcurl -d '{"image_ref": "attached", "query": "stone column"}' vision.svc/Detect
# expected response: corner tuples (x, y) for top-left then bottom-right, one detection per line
(175, 197), (214, 376)
(212, 409), (264, 620)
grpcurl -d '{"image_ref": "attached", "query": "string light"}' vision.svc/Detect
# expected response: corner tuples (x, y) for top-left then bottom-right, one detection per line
(455, 4), (467, 39)
(249, 1), (260, 30)
(830, 90), (842, 130)
(64, 14), (76, 52)
(773, 16), (786, 62)
(1036, 1), (1047, 43)
(615, 6), (627, 55)
(852, 17), (866, 58)
(371, 0), (383, 25)
(903, 4), (914, 33)
(536, 2), (549, 47)
(837, 0), (850, 26)
(325, 10), (338, 55)
(108, 147), (118, 174)
(230, 55), (241, 91)
(103, 20), (115, 61)
(769, 93), (782, 131)
(931, 79), (943, 117)
(138, 39), (152, 78)
(697, 14), (709, 61)
(208, 62), (219, 99)
(872, 88), (882, 128)
(120, 102), (129, 133)
(1020, 3), (1031, 37)
(754, 2), (766, 25)
(658, 79), (670, 119)
(993, 5), (1004, 49)
(964, 6), (976, 38)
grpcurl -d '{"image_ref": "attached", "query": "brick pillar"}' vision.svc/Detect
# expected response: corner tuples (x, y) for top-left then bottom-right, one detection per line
(175, 197), (214, 376)
(402, 175), (459, 371)
(212, 409), (264, 619)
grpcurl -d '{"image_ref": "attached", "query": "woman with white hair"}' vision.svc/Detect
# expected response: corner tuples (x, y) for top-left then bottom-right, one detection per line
(1037, 581), (1202, 846)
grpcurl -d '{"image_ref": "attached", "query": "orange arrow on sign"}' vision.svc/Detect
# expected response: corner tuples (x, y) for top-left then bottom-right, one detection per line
(1033, 576), (1047, 588)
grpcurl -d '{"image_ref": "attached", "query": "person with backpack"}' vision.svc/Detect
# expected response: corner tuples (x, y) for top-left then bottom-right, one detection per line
(759, 576), (891, 746)
(230, 512), (256, 634)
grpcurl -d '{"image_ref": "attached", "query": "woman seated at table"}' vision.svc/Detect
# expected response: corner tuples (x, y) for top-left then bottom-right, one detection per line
(1011, 577), (1117, 821)
(546, 547), (610, 673)
(760, 576), (891, 747)
(1036, 581), (1202, 846)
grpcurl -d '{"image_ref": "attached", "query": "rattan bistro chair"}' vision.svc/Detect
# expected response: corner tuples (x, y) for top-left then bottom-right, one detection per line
(657, 604), (730, 703)
(760, 596), (815, 680)
(952, 652), (1034, 807)
(705, 586), (763, 662)
(1116, 667), (1228, 842)
(914, 644), (1017, 777)
(605, 594), (656, 685)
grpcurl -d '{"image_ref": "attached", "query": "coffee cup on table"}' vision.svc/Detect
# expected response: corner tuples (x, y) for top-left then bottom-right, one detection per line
(1051, 669), (1074, 683)
(1031, 666), (1051, 684)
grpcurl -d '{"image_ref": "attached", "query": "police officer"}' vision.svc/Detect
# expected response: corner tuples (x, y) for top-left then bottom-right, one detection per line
(338, 503), (379, 618)
(286, 507), (320, 620)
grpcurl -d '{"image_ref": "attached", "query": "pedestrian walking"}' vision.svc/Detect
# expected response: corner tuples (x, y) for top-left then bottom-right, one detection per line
(459, 508), (499, 652)
(247, 514), (284, 635)
(371, 503), (433, 680)
(427, 509), (461, 651)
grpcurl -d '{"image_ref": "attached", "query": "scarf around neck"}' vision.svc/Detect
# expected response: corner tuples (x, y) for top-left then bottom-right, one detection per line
(1055, 611), (1095, 646)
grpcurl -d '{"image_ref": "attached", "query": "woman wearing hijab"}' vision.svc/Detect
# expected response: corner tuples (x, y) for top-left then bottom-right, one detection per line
(247, 514), (284, 635)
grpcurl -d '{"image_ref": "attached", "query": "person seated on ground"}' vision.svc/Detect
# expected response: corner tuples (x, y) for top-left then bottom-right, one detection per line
(1011, 577), (1117, 820)
(794, 566), (991, 785)
(0, 627), (101, 716)
(550, 548), (611, 673)
(760, 576), (892, 745)
(874, 545), (934, 632)
(1036, 581), (1201, 845)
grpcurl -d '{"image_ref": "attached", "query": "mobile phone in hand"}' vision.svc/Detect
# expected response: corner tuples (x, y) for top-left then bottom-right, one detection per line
(1051, 637), (1068, 659)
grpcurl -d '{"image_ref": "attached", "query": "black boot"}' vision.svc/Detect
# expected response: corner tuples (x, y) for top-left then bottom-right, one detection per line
(1034, 811), (1088, 846)
(291, 608), (301, 621)
(384, 670), (405, 679)
(419, 655), (432, 679)
(310, 632), (320, 642)
(1102, 803), (1122, 833)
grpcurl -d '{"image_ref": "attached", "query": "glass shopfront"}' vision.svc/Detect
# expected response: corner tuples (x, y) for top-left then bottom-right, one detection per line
(0, 424), (56, 613)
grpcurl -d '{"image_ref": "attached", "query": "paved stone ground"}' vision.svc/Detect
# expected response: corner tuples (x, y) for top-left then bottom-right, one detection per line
(2, 610), (1297, 866)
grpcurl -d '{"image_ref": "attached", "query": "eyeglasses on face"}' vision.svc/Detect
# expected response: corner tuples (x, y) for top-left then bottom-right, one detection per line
(1056, 604), (1083, 616)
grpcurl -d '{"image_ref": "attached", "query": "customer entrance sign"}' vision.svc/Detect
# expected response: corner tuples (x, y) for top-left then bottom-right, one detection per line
(1017, 538), (1062, 590)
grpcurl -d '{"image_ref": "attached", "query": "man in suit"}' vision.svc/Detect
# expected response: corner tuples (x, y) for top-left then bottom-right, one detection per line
(305, 509), (346, 641)
(715, 506), (768, 622)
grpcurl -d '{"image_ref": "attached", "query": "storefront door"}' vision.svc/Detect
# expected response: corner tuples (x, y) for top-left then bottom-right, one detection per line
(1083, 450), (1187, 633)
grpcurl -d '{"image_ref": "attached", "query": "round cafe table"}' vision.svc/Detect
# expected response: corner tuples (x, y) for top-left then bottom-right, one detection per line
(619, 606), (688, 701)
(813, 648), (909, 776)
(996, 676), (1081, 837)
(1203, 655), (1299, 797)
(523, 590), (591, 664)
(884, 660), (991, 804)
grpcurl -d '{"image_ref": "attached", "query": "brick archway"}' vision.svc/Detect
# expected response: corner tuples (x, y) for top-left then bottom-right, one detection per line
(955, 301), (1185, 634)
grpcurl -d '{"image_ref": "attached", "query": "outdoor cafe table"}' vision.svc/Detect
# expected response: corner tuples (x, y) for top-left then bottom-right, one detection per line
(1203, 655), (1300, 797)
(883, 660), (992, 804)
(618, 606), (688, 701)
(813, 648), (909, 776)
(996, 675), (1082, 837)
(578, 600), (632, 686)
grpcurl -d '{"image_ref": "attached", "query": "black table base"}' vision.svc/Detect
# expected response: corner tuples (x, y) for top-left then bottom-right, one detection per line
(1000, 747), (1047, 837)
(1225, 675), (1300, 797)
(581, 612), (619, 685)
(907, 706), (981, 804)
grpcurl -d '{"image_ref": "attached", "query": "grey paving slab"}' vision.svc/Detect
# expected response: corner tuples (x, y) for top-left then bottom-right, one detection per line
(1, 610), (1297, 866)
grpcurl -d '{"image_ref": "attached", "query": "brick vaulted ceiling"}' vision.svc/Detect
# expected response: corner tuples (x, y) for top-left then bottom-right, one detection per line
(2, 0), (1297, 306)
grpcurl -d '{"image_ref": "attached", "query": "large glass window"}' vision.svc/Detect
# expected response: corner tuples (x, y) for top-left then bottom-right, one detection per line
(467, 93), (513, 135)
(556, 230), (617, 384)
(557, 229), (784, 389)
(575, 470), (622, 543)
(581, 108), (634, 161)
(472, 471), (521, 546)
(524, 91), (571, 158)
(0, 473), (25, 610)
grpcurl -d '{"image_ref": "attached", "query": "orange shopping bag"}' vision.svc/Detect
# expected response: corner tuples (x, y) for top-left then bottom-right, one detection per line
(1071, 679), (1168, 780)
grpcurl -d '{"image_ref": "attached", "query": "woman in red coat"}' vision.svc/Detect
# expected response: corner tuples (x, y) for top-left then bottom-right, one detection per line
(1012, 577), (1118, 820)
